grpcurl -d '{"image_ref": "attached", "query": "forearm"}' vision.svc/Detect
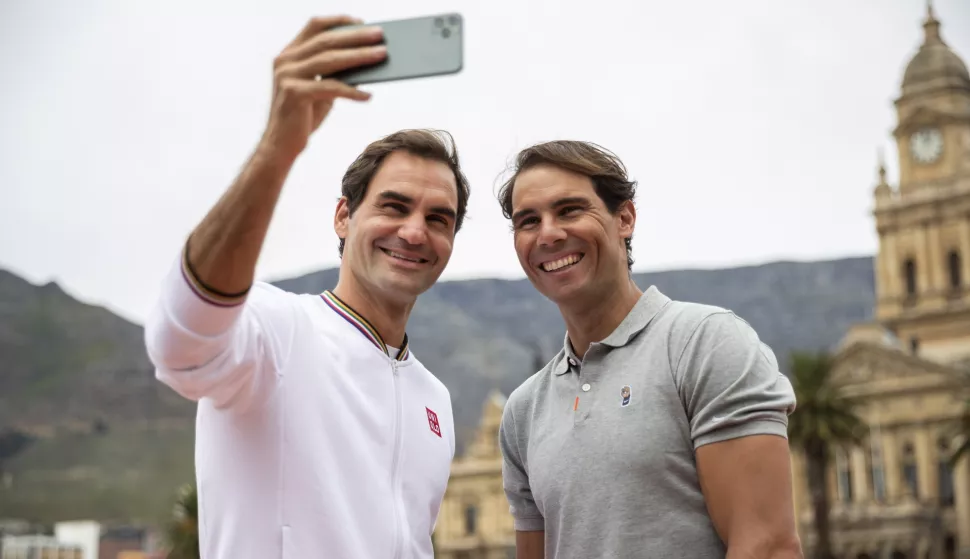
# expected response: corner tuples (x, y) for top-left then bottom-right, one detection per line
(186, 144), (296, 297)
(725, 533), (803, 559)
(515, 531), (544, 559)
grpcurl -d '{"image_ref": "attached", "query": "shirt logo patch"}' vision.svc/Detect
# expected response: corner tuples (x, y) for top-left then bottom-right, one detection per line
(620, 385), (632, 407)
(426, 407), (442, 437)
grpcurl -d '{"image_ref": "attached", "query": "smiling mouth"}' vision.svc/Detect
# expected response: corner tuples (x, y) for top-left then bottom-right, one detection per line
(540, 253), (584, 272)
(381, 248), (429, 264)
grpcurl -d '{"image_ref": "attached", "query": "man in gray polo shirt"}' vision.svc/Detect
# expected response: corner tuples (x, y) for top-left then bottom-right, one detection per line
(496, 140), (802, 558)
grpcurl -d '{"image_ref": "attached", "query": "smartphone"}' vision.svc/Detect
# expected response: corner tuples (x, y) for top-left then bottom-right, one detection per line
(330, 13), (464, 86)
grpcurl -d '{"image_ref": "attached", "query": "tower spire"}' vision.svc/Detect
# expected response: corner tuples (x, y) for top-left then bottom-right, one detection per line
(922, 0), (943, 44)
(874, 148), (892, 201)
(878, 148), (887, 182)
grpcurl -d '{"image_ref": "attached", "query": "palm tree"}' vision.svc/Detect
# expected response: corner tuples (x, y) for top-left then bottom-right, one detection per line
(787, 350), (866, 559)
(165, 483), (200, 559)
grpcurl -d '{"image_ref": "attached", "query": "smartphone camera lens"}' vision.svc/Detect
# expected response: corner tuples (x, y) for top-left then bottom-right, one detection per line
(441, 27), (451, 38)
(434, 17), (444, 27)
(448, 15), (459, 26)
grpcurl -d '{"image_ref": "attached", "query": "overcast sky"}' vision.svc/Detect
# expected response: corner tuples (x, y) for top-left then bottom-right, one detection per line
(2, 0), (968, 324)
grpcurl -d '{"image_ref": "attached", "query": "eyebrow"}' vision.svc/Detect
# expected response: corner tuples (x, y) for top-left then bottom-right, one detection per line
(511, 196), (590, 222)
(378, 190), (457, 220)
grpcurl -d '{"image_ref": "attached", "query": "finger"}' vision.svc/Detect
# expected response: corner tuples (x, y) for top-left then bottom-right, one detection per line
(283, 45), (387, 80)
(280, 25), (384, 65)
(287, 15), (362, 48)
(281, 77), (372, 102)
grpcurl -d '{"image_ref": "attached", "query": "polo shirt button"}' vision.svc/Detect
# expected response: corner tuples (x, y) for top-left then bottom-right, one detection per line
(568, 358), (577, 367)
(582, 383), (591, 392)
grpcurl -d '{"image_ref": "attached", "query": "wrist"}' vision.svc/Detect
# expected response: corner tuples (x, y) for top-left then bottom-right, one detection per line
(254, 137), (302, 171)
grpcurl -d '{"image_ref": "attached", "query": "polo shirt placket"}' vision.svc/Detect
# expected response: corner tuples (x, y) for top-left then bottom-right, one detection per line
(564, 345), (603, 426)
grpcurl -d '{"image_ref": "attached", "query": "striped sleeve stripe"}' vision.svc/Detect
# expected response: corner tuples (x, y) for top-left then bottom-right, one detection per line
(180, 242), (250, 308)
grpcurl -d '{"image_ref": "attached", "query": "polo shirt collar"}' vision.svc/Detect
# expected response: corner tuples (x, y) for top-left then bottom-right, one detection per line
(553, 336), (582, 375)
(552, 286), (670, 375)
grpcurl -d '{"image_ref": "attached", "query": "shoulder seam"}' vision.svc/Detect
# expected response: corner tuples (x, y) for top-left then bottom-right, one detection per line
(670, 309), (735, 378)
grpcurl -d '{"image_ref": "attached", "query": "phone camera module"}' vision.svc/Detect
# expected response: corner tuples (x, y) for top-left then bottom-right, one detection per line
(448, 15), (459, 26)
(434, 17), (444, 27)
(441, 27), (451, 38)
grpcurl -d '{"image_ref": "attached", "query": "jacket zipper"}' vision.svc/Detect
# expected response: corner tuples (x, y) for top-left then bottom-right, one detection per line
(389, 360), (405, 559)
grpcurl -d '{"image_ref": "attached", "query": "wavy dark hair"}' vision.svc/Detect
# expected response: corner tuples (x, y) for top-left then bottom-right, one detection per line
(497, 140), (637, 271)
(338, 129), (470, 256)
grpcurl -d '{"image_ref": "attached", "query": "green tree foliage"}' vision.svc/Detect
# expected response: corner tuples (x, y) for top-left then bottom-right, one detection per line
(787, 351), (866, 559)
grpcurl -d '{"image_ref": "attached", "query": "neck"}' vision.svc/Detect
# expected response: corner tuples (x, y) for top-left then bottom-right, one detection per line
(331, 270), (414, 350)
(560, 273), (642, 358)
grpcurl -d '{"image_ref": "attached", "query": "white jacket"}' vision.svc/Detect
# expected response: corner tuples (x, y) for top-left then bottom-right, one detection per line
(144, 252), (455, 559)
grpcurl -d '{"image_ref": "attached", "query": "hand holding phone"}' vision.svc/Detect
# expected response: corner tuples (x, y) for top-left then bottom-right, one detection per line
(330, 13), (464, 86)
(258, 15), (388, 161)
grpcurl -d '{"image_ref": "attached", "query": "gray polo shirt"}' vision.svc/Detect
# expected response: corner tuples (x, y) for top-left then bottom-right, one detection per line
(499, 286), (796, 558)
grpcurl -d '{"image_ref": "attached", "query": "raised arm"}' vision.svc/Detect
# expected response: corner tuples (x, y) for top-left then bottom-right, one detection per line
(499, 398), (545, 559)
(144, 16), (388, 410)
(675, 311), (802, 559)
(188, 15), (386, 295)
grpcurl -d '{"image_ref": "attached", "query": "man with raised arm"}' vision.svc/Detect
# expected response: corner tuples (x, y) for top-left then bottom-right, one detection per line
(144, 15), (470, 559)
(496, 140), (802, 558)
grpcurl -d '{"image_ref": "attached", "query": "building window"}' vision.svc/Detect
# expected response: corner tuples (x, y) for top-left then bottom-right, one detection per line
(868, 438), (886, 502)
(903, 258), (918, 296)
(836, 448), (852, 503)
(464, 504), (477, 535)
(948, 250), (962, 290)
(902, 442), (919, 498)
(939, 437), (955, 507)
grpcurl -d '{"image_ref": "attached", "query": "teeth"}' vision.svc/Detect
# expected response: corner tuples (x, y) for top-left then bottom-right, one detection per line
(541, 254), (581, 272)
(384, 249), (424, 263)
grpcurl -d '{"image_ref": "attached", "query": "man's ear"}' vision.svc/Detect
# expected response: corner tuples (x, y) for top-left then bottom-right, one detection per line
(334, 197), (350, 243)
(616, 199), (636, 241)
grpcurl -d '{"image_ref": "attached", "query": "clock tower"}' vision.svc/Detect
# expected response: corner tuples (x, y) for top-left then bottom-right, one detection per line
(873, 2), (970, 364)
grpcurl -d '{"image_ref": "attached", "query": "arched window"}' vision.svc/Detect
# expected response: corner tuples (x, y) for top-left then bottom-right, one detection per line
(903, 258), (917, 296)
(948, 250), (962, 290)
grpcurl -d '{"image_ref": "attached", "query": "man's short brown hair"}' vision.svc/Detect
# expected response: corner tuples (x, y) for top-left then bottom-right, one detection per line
(497, 140), (637, 271)
(338, 129), (470, 256)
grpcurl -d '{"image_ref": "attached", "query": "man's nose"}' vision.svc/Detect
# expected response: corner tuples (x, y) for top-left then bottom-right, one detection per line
(536, 219), (566, 247)
(398, 215), (429, 246)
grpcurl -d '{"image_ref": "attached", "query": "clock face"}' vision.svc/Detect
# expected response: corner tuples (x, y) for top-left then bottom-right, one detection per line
(910, 127), (943, 164)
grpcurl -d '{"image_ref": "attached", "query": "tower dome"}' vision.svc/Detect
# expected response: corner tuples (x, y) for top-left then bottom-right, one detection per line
(900, 2), (970, 98)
